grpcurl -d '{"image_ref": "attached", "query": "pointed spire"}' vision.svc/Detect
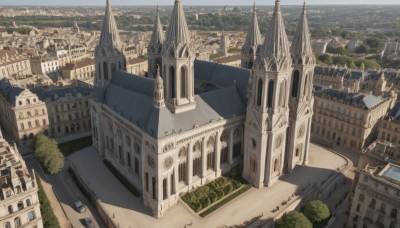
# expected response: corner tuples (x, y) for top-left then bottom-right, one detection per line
(291, 0), (314, 65)
(99, 0), (122, 49)
(165, 0), (191, 46)
(153, 66), (165, 108)
(244, 3), (262, 47)
(261, 0), (291, 71)
(150, 5), (165, 47)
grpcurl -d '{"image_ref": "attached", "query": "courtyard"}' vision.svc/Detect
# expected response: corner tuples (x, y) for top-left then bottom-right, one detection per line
(69, 143), (349, 228)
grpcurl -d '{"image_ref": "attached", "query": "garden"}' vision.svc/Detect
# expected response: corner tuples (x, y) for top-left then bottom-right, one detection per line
(181, 168), (251, 217)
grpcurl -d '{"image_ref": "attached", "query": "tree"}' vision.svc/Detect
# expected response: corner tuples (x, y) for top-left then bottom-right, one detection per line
(333, 56), (355, 68)
(276, 211), (312, 228)
(303, 200), (330, 224)
(34, 134), (64, 174)
(355, 44), (371, 54)
(355, 59), (381, 70)
(365, 37), (384, 53)
(318, 54), (333, 65)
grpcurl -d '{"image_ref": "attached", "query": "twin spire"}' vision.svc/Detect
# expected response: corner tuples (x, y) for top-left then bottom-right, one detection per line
(150, 6), (165, 47)
(165, 0), (191, 47)
(99, 0), (122, 50)
(244, 3), (262, 48)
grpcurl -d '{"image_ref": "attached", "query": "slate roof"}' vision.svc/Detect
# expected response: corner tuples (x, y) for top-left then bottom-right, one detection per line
(314, 87), (385, 110)
(314, 66), (365, 80)
(31, 85), (92, 102)
(0, 78), (23, 106)
(98, 60), (250, 139)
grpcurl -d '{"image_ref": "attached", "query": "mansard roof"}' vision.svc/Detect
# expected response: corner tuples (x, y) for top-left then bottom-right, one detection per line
(31, 85), (92, 102)
(97, 60), (250, 139)
(314, 87), (385, 110)
(0, 78), (23, 106)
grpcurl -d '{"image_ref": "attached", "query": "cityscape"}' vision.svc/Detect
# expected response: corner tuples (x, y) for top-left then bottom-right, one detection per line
(0, 0), (400, 227)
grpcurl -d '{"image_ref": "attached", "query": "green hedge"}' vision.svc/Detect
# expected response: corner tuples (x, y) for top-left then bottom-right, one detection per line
(36, 177), (61, 228)
(103, 160), (142, 197)
(199, 185), (251, 217)
(58, 136), (93, 156)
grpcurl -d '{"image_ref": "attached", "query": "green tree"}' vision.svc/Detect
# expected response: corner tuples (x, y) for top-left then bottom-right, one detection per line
(333, 56), (355, 68)
(303, 200), (330, 224)
(318, 54), (333, 65)
(355, 44), (371, 54)
(365, 37), (384, 53)
(355, 59), (381, 70)
(276, 211), (312, 228)
(34, 134), (64, 174)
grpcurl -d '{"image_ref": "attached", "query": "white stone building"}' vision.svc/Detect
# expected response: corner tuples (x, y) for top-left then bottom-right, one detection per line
(90, 0), (315, 217)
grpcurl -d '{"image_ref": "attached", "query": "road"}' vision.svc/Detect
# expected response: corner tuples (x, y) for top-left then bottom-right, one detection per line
(24, 154), (105, 228)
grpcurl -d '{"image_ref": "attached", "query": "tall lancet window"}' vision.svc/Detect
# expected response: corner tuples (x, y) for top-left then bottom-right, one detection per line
(279, 80), (286, 107)
(103, 62), (108, 81)
(180, 67), (187, 99)
(169, 66), (176, 99)
(292, 70), (299, 97)
(267, 80), (274, 108)
(304, 74), (310, 97)
(257, 78), (263, 106)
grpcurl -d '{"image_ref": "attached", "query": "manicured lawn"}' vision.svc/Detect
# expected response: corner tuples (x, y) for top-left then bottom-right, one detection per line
(58, 136), (92, 156)
(181, 168), (251, 217)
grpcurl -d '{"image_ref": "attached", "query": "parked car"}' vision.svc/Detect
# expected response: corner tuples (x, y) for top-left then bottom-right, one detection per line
(74, 200), (86, 213)
(83, 217), (96, 228)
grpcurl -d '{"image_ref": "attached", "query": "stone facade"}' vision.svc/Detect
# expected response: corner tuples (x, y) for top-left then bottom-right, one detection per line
(91, 0), (314, 218)
(0, 80), (49, 145)
(0, 49), (32, 79)
(311, 88), (397, 152)
(126, 58), (147, 76)
(30, 57), (60, 75)
(0, 130), (43, 228)
(61, 57), (95, 80)
(313, 66), (364, 93)
(348, 164), (399, 228)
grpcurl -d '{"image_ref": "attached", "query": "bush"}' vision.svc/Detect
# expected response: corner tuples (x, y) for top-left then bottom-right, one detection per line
(223, 184), (233, 195)
(200, 196), (210, 208)
(303, 200), (330, 224)
(34, 134), (64, 174)
(215, 189), (224, 199)
(37, 176), (61, 228)
(276, 211), (312, 228)
(216, 177), (226, 186)
(58, 136), (92, 156)
(209, 192), (218, 203)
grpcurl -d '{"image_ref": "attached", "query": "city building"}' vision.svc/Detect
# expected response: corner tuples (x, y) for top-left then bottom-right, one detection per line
(61, 57), (95, 81)
(377, 101), (400, 146)
(30, 56), (60, 75)
(311, 87), (397, 152)
(90, 0), (314, 217)
(0, 129), (43, 228)
(348, 163), (399, 228)
(360, 71), (390, 96)
(219, 31), (230, 57)
(31, 85), (92, 138)
(313, 66), (365, 93)
(0, 48), (32, 79)
(212, 54), (241, 67)
(0, 79), (49, 145)
(126, 58), (147, 76)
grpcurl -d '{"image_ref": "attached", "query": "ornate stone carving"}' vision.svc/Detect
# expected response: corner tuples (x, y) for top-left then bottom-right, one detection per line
(297, 124), (305, 139)
(274, 135), (283, 149)
(164, 156), (173, 170)
(163, 142), (174, 152)
(147, 156), (155, 168)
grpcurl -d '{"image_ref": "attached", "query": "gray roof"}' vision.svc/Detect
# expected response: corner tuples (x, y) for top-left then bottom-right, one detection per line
(31, 85), (92, 102)
(382, 165), (400, 182)
(314, 87), (384, 110)
(0, 78), (23, 106)
(99, 60), (249, 139)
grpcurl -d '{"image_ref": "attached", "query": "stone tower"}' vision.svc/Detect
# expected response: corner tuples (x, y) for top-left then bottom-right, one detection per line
(148, 6), (165, 79)
(286, 1), (315, 172)
(220, 31), (230, 57)
(241, 4), (262, 69)
(153, 67), (165, 108)
(162, 0), (196, 114)
(243, 0), (293, 188)
(94, 0), (125, 87)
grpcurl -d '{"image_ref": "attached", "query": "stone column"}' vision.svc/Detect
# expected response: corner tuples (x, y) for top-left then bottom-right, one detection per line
(201, 137), (207, 179)
(303, 117), (312, 165)
(215, 131), (222, 176)
(187, 142), (193, 186)
(228, 129), (233, 165)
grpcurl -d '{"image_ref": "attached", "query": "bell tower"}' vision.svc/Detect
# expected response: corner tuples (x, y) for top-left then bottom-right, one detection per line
(241, 4), (262, 69)
(148, 6), (165, 79)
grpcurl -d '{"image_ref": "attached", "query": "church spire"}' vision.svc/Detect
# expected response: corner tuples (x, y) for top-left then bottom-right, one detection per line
(150, 5), (165, 47)
(99, 0), (122, 50)
(165, 0), (191, 48)
(244, 3), (262, 48)
(259, 0), (291, 72)
(153, 67), (165, 108)
(291, 0), (315, 65)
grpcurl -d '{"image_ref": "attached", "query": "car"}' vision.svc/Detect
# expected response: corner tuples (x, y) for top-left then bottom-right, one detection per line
(83, 217), (96, 228)
(74, 200), (86, 213)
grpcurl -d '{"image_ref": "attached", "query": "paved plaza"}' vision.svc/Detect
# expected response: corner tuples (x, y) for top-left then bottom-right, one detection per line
(70, 143), (348, 228)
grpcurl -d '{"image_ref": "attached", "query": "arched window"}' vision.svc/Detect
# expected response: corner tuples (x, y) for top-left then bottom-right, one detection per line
(292, 70), (299, 97)
(26, 199), (31, 206)
(14, 217), (21, 228)
(8, 205), (13, 214)
(267, 80), (274, 108)
(163, 178), (167, 200)
(180, 67), (187, 99)
(273, 159), (278, 172)
(279, 80), (286, 107)
(4, 222), (11, 228)
(257, 79), (263, 106)
(152, 177), (156, 200)
(26, 99), (30, 105)
(20, 123), (24, 130)
(369, 199), (376, 209)
(17, 201), (24, 210)
(248, 60), (253, 69)
(97, 63), (101, 78)
(103, 62), (108, 81)
(249, 48), (254, 55)
(169, 66), (175, 99)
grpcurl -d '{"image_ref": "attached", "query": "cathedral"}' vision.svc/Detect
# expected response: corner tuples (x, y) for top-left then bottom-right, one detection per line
(90, 0), (315, 217)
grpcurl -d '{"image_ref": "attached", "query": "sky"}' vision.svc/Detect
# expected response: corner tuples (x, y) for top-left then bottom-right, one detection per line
(1, 0), (399, 6)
